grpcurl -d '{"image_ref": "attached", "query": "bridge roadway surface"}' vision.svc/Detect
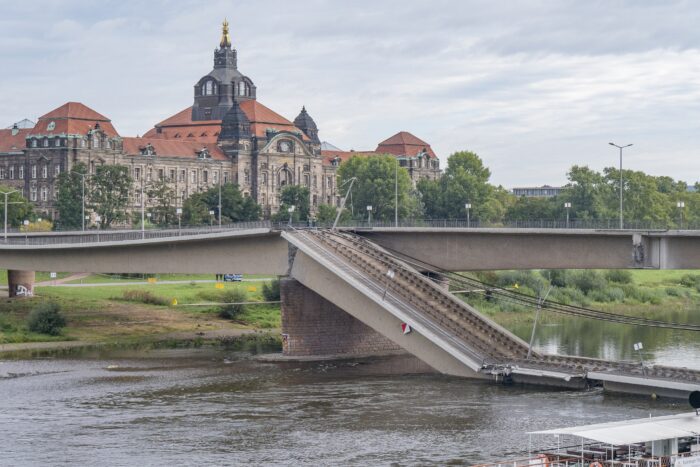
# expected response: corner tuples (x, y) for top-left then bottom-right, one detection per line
(283, 229), (700, 397)
(1, 224), (700, 272)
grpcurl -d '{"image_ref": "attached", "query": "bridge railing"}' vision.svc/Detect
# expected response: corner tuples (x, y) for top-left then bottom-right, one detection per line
(276, 218), (691, 230)
(0, 221), (273, 245)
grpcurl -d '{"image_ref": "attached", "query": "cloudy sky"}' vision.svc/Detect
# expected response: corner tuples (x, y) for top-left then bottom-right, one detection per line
(2, 0), (700, 187)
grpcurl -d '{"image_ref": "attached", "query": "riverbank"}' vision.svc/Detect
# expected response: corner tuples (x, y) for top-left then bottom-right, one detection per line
(0, 274), (282, 356)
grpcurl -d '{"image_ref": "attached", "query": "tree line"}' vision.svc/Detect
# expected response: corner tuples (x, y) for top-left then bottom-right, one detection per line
(0, 152), (696, 230)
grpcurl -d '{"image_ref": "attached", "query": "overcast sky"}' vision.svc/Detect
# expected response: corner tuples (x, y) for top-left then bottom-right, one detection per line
(2, 0), (700, 187)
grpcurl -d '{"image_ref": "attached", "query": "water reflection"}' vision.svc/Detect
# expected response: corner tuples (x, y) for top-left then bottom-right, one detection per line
(510, 308), (700, 369)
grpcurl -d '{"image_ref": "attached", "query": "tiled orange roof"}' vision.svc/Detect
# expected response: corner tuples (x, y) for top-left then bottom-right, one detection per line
(376, 131), (436, 158)
(30, 102), (119, 137)
(147, 101), (308, 142)
(121, 137), (227, 161)
(39, 102), (111, 122)
(0, 128), (31, 153)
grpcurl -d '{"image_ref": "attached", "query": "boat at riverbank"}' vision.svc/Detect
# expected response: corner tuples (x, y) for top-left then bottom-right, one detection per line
(474, 411), (700, 466)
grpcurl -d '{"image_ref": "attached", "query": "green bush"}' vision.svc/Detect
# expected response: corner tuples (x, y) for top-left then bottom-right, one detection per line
(542, 269), (568, 287)
(26, 302), (66, 336)
(551, 286), (590, 306)
(604, 270), (633, 284)
(121, 289), (169, 306)
(589, 286), (626, 303)
(262, 278), (281, 302)
(680, 274), (699, 288)
(665, 287), (687, 297)
(567, 270), (607, 295)
(496, 271), (548, 295)
(219, 289), (248, 320)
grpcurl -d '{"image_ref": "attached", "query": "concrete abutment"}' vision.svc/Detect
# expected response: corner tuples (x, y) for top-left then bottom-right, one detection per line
(7, 270), (35, 298)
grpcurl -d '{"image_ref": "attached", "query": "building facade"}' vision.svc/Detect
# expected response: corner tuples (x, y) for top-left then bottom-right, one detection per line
(0, 21), (441, 222)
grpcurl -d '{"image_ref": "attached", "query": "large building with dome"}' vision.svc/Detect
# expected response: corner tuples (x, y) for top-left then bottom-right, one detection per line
(0, 20), (440, 221)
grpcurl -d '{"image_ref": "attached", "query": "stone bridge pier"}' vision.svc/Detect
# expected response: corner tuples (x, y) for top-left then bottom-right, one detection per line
(7, 270), (35, 298)
(280, 278), (401, 357)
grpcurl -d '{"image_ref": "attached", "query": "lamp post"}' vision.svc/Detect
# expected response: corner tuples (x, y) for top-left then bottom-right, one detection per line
(677, 201), (685, 229)
(287, 205), (295, 226)
(23, 219), (29, 244)
(465, 203), (472, 228)
(208, 210), (215, 227)
(564, 202), (572, 228)
(95, 215), (101, 241)
(176, 208), (182, 234)
(394, 159), (398, 227)
(218, 164), (223, 228)
(367, 205), (373, 226)
(140, 183), (146, 239)
(2, 190), (19, 241)
(71, 171), (88, 231)
(609, 142), (633, 229)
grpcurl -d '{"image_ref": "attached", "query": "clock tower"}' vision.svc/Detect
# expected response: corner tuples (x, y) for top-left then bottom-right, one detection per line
(192, 20), (257, 121)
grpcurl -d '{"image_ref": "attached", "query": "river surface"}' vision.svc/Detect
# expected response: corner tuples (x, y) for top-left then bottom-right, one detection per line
(0, 344), (695, 466)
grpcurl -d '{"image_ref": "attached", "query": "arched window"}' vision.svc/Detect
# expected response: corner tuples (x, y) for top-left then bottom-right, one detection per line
(238, 81), (246, 96)
(279, 168), (293, 187)
(203, 80), (215, 95)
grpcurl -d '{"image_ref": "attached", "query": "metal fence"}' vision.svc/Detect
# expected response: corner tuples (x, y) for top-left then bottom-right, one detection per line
(2, 218), (696, 246)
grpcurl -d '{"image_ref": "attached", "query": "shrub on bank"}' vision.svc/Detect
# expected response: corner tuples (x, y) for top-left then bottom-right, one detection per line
(680, 274), (700, 288)
(604, 270), (633, 284)
(121, 289), (169, 306)
(219, 289), (248, 320)
(26, 302), (66, 336)
(262, 278), (281, 302)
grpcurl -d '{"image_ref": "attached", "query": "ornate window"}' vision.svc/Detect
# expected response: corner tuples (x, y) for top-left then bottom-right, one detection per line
(203, 80), (216, 95)
(41, 186), (48, 202)
(42, 165), (48, 178)
(9, 166), (14, 179)
(191, 170), (197, 184)
(134, 167), (141, 181)
(262, 172), (267, 184)
(224, 171), (230, 183)
(303, 174), (309, 187)
(31, 139), (37, 148)
(238, 81), (246, 96)
(147, 167), (152, 182)
(43, 138), (49, 147)
(30, 185), (37, 201)
(279, 167), (293, 187)
(197, 147), (210, 159)
(18, 166), (24, 179)
(0, 167), (5, 179)
(158, 168), (164, 180)
(169, 169), (176, 181)
(140, 143), (156, 156)
(31, 165), (37, 179)
(54, 138), (61, 147)
(179, 169), (185, 182)
(203, 170), (209, 183)
(92, 135), (100, 148)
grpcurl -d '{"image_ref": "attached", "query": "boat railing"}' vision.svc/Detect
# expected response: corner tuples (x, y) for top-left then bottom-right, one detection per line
(471, 455), (580, 467)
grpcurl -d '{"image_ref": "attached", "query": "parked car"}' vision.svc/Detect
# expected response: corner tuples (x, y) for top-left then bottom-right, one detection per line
(223, 274), (243, 282)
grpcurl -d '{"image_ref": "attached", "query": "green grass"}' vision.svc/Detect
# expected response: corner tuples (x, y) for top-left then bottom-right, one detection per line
(62, 273), (276, 284)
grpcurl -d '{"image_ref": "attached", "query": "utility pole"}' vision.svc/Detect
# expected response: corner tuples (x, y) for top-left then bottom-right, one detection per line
(141, 182), (145, 239)
(2, 190), (19, 241)
(394, 160), (398, 227)
(218, 163), (222, 228)
(609, 142), (632, 229)
(527, 285), (552, 360)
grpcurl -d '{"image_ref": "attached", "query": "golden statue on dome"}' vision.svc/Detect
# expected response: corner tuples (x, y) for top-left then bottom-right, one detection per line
(220, 19), (231, 48)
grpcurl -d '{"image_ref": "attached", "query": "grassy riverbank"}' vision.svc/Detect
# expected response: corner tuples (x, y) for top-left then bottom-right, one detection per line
(460, 269), (700, 327)
(0, 275), (281, 349)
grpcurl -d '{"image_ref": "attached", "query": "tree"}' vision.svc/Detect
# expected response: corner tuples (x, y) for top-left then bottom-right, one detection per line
(89, 165), (132, 228)
(418, 150), (504, 221)
(183, 183), (260, 225)
(337, 155), (419, 221)
(0, 186), (33, 228)
(316, 204), (350, 224)
(146, 179), (177, 226)
(272, 185), (311, 223)
(55, 162), (87, 230)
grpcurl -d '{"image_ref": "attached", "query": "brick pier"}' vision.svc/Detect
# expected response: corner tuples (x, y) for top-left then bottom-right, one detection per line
(280, 278), (402, 357)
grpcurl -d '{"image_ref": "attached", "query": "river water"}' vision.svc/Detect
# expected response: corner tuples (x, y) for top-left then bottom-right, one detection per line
(0, 342), (695, 466)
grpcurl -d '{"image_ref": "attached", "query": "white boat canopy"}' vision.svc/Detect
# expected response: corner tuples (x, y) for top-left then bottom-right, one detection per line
(531, 412), (700, 445)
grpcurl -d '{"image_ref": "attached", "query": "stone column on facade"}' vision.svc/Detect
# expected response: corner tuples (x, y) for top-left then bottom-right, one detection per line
(7, 270), (35, 298)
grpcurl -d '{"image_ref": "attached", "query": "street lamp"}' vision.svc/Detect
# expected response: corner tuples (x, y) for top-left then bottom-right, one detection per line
(208, 210), (215, 227)
(394, 159), (399, 227)
(609, 142), (633, 229)
(287, 205), (295, 226)
(366, 205), (373, 226)
(465, 203), (472, 228)
(176, 207), (182, 234)
(677, 201), (685, 229)
(71, 171), (88, 231)
(23, 219), (29, 244)
(564, 202), (572, 228)
(2, 190), (19, 241)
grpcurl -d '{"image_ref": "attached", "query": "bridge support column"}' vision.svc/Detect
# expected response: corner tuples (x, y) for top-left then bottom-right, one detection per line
(7, 270), (35, 298)
(280, 278), (401, 357)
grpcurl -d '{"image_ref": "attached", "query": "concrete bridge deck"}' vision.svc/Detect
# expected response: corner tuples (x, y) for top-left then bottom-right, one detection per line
(284, 229), (700, 397)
